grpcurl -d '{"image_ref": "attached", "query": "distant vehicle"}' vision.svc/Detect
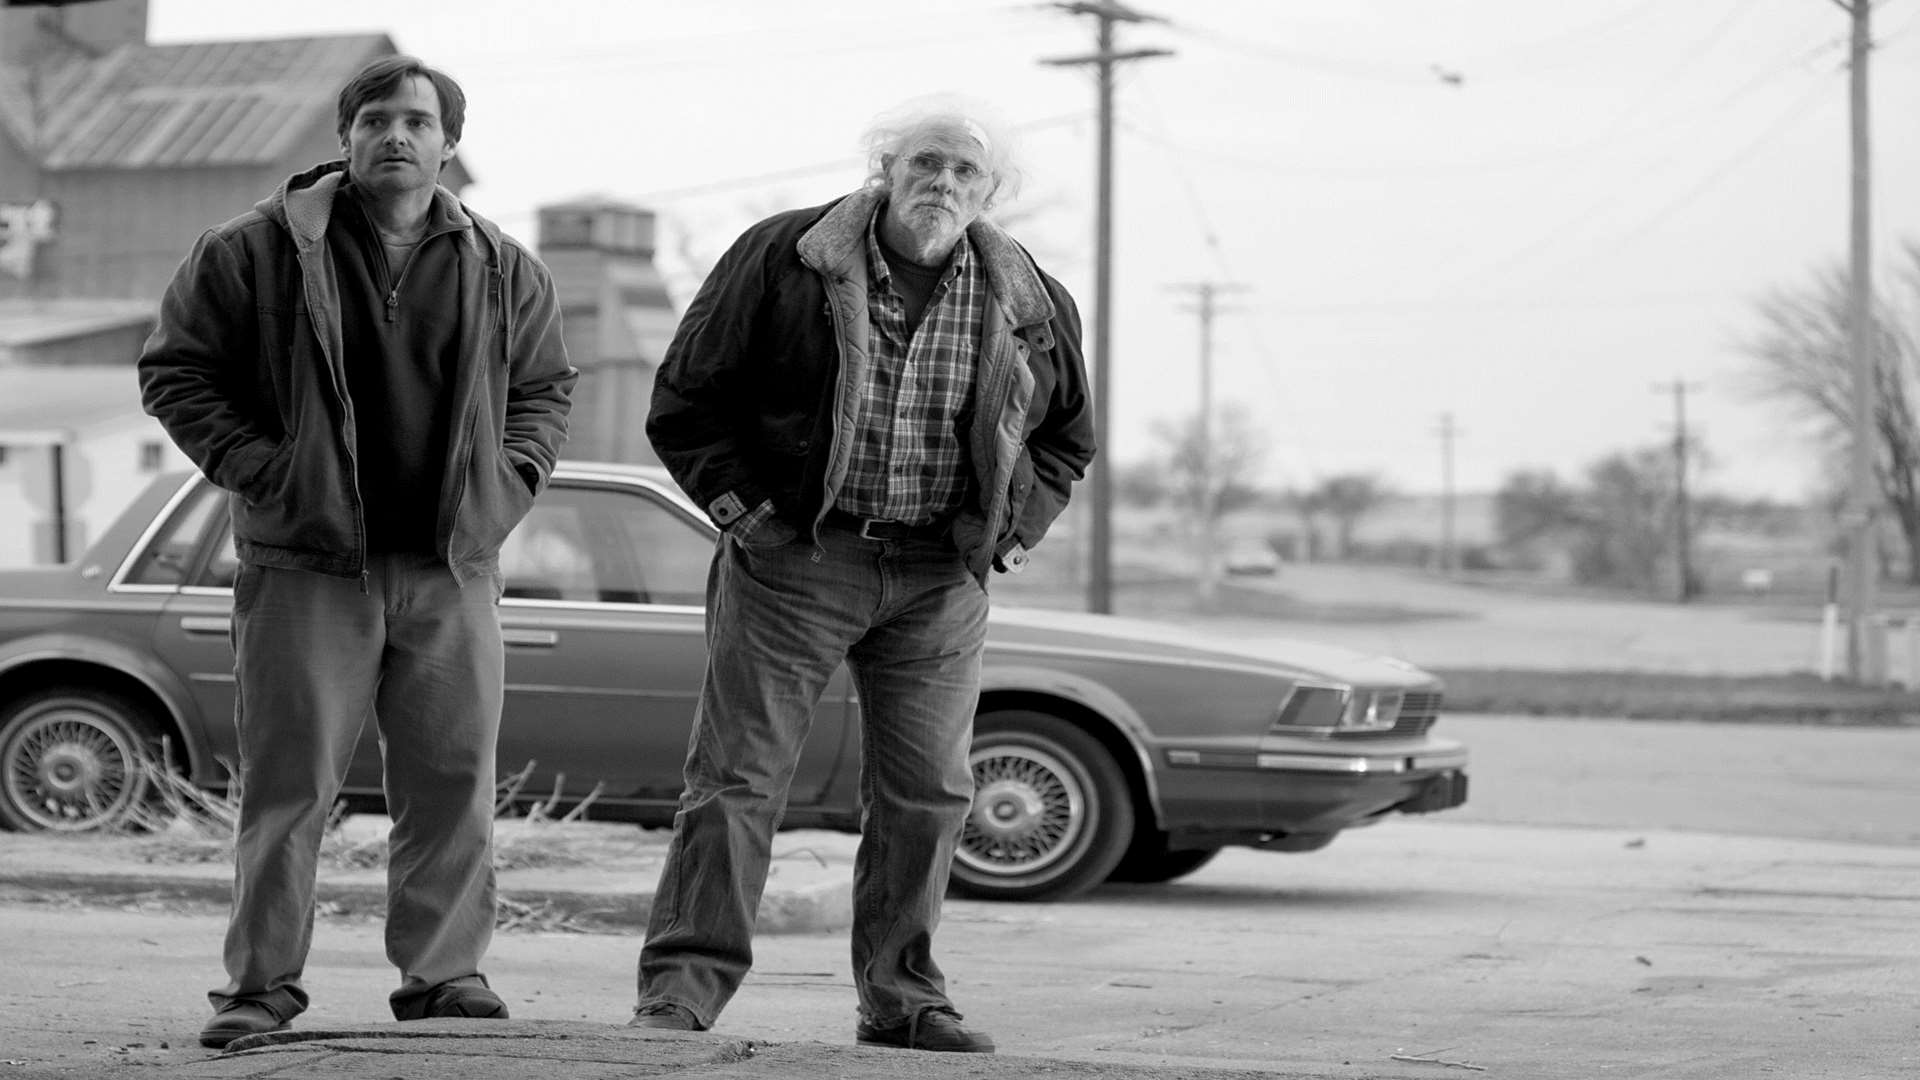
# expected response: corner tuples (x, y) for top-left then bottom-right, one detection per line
(0, 467), (1468, 901)
(1223, 540), (1281, 576)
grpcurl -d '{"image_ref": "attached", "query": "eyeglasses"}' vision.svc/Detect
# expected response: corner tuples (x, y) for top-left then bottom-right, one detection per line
(904, 153), (988, 185)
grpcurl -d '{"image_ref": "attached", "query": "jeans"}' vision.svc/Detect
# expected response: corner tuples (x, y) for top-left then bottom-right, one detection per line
(637, 521), (988, 1027)
(217, 554), (505, 1021)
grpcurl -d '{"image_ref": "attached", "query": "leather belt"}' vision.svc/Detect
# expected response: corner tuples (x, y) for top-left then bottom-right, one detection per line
(825, 508), (949, 541)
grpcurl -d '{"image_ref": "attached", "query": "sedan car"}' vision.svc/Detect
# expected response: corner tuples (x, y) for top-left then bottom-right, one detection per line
(0, 465), (1468, 901)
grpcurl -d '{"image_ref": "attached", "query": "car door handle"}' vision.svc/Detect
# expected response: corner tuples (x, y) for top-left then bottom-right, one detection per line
(179, 616), (231, 636)
(502, 628), (558, 648)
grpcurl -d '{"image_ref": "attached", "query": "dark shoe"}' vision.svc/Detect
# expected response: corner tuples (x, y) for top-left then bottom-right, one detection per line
(418, 981), (509, 1019)
(199, 1001), (290, 1049)
(856, 1007), (994, 1053)
(629, 1002), (704, 1030)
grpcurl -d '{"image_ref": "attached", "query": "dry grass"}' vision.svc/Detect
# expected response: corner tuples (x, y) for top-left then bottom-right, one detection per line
(1434, 668), (1920, 725)
(129, 754), (608, 926)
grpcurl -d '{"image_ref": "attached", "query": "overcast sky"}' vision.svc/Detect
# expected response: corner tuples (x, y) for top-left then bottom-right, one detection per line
(150, 0), (1920, 501)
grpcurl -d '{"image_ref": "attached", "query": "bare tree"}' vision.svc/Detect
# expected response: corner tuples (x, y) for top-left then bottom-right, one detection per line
(1572, 448), (1676, 591)
(1148, 405), (1267, 526)
(1739, 242), (1920, 583)
(1494, 468), (1583, 572)
(1284, 487), (1327, 563)
(1495, 468), (1581, 546)
(1311, 473), (1389, 559)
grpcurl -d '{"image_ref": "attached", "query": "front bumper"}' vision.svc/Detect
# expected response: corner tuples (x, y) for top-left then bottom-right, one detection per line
(1156, 737), (1471, 838)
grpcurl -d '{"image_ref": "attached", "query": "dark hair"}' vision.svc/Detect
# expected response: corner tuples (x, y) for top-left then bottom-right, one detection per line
(335, 55), (466, 145)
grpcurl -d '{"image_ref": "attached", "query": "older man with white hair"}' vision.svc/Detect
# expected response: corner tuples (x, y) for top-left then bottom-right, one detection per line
(632, 98), (1095, 1053)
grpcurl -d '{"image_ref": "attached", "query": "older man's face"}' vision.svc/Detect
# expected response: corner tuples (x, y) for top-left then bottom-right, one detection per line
(882, 129), (993, 257)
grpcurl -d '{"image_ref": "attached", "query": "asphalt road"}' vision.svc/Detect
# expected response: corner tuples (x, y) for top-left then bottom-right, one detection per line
(3, 715), (1917, 1078)
(1443, 713), (1920, 847)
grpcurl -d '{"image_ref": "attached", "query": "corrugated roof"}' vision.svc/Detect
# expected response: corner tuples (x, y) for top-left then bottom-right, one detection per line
(2, 34), (393, 169)
(0, 299), (154, 347)
(0, 366), (146, 441)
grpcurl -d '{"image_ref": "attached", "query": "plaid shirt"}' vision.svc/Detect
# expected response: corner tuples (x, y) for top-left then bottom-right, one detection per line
(831, 213), (984, 525)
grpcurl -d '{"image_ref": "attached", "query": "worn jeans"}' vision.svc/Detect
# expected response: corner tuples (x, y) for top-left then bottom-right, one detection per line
(218, 554), (505, 1021)
(637, 521), (988, 1027)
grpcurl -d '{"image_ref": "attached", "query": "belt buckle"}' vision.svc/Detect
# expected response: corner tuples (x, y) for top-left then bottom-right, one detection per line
(857, 518), (889, 540)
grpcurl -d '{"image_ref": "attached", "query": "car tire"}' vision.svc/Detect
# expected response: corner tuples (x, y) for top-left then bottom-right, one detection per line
(951, 710), (1134, 902)
(1107, 832), (1222, 884)
(0, 688), (160, 833)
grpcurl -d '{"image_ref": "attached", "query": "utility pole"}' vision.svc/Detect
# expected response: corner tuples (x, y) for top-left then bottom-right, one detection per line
(1835, 0), (1877, 679)
(1435, 412), (1460, 575)
(1655, 380), (1702, 602)
(1169, 281), (1248, 607)
(1043, 1), (1172, 615)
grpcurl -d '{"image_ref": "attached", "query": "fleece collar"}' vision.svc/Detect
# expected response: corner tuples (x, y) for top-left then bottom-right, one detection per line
(796, 187), (1056, 330)
(260, 160), (481, 255)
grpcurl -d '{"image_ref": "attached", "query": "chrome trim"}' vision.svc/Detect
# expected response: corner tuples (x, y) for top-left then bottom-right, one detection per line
(1257, 753), (1406, 774)
(500, 597), (705, 614)
(1412, 749), (1470, 771)
(106, 476), (203, 593)
(1256, 749), (1470, 774)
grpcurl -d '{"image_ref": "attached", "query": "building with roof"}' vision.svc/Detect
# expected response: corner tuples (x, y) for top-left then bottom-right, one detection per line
(0, 0), (675, 563)
(0, 296), (151, 365)
(0, 0), (469, 300)
(537, 197), (676, 465)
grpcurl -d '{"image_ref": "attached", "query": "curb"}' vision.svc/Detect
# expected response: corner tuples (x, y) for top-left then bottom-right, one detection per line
(0, 869), (853, 935)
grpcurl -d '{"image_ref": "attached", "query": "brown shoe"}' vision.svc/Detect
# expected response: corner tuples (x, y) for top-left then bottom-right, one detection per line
(856, 1007), (994, 1053)
(629, 1002), (703, 1030)
(199, 1001), (290, 1049)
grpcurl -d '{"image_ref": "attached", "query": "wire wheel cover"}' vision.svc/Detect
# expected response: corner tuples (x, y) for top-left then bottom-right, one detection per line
(3, 706), (143, 830)
(960, 743), (1087, 876)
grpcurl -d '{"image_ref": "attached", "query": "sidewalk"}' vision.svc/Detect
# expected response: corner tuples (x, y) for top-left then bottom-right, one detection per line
(7, 811), (1918, 1079)
(0, 821), (1301, 1079)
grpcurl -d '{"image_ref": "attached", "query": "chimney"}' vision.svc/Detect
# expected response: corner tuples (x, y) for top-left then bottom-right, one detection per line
(1, 0), (149, 65)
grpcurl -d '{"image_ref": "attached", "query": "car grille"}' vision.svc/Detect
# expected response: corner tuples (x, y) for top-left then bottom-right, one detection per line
(1343, 689), (1442, 740)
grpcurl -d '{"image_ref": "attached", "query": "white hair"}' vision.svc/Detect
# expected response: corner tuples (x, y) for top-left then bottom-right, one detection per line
(859, 94), (1025, 211)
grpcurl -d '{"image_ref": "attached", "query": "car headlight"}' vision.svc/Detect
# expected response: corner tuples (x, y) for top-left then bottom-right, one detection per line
(1272, 684), (1403, 734)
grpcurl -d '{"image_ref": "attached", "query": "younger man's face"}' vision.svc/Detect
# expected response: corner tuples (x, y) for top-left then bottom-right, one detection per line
(343, 75), (456, 197)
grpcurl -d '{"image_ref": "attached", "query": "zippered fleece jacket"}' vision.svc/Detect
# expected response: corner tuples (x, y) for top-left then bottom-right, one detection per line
(138, 161), (577, 585)
(647, 188), (1096, 582)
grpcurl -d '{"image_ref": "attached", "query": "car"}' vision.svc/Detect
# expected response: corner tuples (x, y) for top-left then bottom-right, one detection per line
(0, 465), (1468, 901)
(1222, 539), (1281, 577)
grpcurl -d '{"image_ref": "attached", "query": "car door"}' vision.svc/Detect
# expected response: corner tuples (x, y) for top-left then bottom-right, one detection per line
(139, 481), (246, 782)
(144, 474), (855, 815)
(492, 476), (854, 815)
(144, 482), (391, 792)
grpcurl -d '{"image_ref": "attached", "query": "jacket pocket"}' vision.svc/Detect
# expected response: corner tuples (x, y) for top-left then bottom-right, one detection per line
(1000, 449), (1035, 545)
(454, 446), (536, 563)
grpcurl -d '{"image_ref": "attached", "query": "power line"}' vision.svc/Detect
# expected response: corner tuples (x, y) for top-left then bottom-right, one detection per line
(1440, 66), (1840, 290)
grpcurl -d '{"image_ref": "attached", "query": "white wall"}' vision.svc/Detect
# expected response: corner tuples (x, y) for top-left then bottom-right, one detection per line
(0, 412), (191, 566)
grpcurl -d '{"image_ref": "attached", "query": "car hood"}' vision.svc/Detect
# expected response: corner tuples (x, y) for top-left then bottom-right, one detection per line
(985, 605), (1438, 688)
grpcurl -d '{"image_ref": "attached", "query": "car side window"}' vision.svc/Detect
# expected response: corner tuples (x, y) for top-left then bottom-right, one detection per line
(500, 484), (715, 607)
(123, 483), (225, 587)
(601, 489), (716, 606)
(500, 504), (597, 601)
(201, 530), (240, 590)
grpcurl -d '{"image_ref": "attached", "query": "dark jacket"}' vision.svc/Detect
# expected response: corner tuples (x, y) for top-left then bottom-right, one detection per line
(647, 188), (1095, 581)
(138, 162), (577, 585)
